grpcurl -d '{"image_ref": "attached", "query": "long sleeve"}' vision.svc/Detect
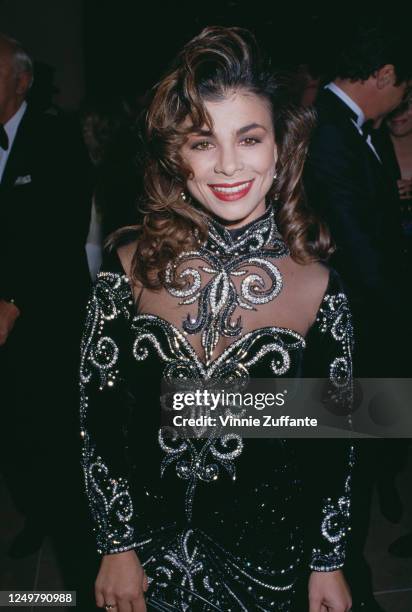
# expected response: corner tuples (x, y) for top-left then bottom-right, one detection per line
(79, 269), (137, 555)
(302, 269), (355, 572)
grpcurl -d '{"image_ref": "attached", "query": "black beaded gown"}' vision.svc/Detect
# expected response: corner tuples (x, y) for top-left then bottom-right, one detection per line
(79, 206), (354, 611)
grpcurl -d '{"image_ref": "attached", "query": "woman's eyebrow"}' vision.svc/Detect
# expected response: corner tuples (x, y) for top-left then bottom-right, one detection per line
(190, 123), (267, 138)
(237, 122), (267, 135)
(191, 128), (213, 137)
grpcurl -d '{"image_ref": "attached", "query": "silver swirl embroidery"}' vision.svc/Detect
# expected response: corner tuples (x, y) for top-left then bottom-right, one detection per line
(131, 315), (305, 524)
(158, 428), (243, 521)
(164, 206), (289, 364)
(206, 205), (287, 257)
(141, 528), (295, 611)
(90, 336), (119, 379)
(81, 442), (137, 554)
(80, 272), (137, 553)
(310, 445), (355, 571)
(317, 291), (354, 387)
(80, 272), (132, 388)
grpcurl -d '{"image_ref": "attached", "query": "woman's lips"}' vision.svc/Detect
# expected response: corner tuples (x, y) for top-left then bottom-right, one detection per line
(390, 117), (411, 126)
(208, 179), (254, 202)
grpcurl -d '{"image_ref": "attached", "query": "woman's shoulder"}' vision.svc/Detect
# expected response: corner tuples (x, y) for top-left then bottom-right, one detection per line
(117, 239), (139, 279)
(285, 258), (347, 295)
(282, 259), (350, 327)
(284, 257), (329, 294)
(94, 229), (142, 308)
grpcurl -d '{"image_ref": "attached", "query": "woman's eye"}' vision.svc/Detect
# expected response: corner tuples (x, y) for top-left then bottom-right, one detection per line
(241, 137), (260, 146)
(192, 141), (213, 150)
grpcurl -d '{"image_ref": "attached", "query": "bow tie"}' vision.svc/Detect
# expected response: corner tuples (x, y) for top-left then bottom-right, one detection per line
(360, 120), (374, 140)
(0, 124), (9, 151)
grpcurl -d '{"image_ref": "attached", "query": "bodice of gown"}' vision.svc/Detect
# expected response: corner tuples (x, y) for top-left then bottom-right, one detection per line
(79, 206), (354, 611)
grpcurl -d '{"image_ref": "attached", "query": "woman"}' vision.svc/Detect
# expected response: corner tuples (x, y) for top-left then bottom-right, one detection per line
(80, 27), (353, 611)
(386, 95), (412, 261)
(82, 98), (144, 280)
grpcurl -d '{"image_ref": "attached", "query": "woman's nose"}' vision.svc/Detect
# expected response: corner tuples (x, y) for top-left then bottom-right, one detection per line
(214, 146), (244, 176)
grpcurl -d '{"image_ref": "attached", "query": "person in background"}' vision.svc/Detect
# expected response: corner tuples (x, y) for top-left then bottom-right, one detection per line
(387, 94), (412, 260)
(304, 20), (412, 612)
(83, 99), (143, 232)
(297, 64), (322, 107)
(81, 98), (144, 280)
(371, 93), (412, 563)
(0, 33), (96, 609)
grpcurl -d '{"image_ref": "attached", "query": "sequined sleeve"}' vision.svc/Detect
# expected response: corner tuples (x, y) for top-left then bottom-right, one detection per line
(79, 271), (137, 555)
(305, 271), (355, 572)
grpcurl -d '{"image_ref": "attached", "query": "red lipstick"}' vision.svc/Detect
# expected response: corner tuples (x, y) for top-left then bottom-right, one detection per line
(208, 179), (254, 202)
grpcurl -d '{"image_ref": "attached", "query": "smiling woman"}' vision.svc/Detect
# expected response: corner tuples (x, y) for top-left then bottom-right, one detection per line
(80, 26), (354, 612)
(183, 93), (276, 224)
(124, 26), (332, 290)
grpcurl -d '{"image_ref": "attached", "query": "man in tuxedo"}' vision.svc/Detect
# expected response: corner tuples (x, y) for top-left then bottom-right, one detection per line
(304, 22), (412, 612)
(305, 25), (411, 376)
(0, 33), (97, 607)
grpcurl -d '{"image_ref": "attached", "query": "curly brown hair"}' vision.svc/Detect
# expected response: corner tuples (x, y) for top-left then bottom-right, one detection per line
(111, 26), (332, 289)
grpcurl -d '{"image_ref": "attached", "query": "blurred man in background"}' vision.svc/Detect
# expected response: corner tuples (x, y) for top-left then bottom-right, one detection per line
(304, 21), (412, 611)
(0, 33), (95, 608)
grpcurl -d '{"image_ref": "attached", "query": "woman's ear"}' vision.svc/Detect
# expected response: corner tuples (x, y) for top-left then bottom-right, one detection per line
(376, 64), (396, 90)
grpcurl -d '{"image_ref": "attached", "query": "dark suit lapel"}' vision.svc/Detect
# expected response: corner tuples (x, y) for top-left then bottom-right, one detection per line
(0, 107), (33, 188)
(319, 90), (393, 187)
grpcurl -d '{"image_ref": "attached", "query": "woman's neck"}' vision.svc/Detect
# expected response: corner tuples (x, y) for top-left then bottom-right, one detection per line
(392, 131), (412, 152)
(211, 201), (268, 231)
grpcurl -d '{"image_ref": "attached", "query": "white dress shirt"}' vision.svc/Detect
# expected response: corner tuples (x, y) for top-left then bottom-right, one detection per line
(324, 83), (381, 162)
(0, 101), (28, 183)
(85, 196), (103, 281)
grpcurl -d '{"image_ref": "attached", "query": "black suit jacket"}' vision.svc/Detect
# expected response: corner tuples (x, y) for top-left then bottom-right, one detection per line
(0, 105), (92, 331)
(304, 89), (409, 375)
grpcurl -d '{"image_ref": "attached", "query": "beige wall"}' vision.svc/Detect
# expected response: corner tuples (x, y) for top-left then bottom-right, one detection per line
(0, 0), (84, 109)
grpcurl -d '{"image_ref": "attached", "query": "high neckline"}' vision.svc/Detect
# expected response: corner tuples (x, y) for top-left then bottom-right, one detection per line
(209, 205), (273, 237)
(204, 205), (289, 258)
(226, 208), (272, 239)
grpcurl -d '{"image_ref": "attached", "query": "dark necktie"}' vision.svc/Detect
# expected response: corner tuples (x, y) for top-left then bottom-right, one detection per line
(0, 124), (9, 150)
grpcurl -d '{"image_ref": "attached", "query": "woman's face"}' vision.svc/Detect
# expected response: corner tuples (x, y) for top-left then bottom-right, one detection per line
(387, 99), (412, 138)
(181, 90), (277, 228)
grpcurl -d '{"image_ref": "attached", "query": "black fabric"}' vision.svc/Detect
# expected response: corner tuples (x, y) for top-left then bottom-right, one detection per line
(79, 239), (354, 610)
(359, 119), (374, 140)
(0, 123), (8, 150)
(0, 106), (92, 312)
(304, 88), (411, 377)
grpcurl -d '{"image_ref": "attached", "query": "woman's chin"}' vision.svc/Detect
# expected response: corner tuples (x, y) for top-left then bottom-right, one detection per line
(203, 200), (265, 226)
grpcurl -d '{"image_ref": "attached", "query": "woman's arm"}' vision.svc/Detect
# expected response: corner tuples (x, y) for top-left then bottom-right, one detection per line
(80, 270), (137, 555)
(303, 270), (355, 610)
(80, 268), (148, 610)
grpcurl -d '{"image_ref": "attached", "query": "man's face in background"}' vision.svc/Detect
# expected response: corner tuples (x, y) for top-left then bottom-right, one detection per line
(0, 38), (29, 124)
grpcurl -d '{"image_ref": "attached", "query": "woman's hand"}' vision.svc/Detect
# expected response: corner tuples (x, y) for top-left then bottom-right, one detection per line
(308, 569), (352, 611)
(95, 549), (148, 612)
